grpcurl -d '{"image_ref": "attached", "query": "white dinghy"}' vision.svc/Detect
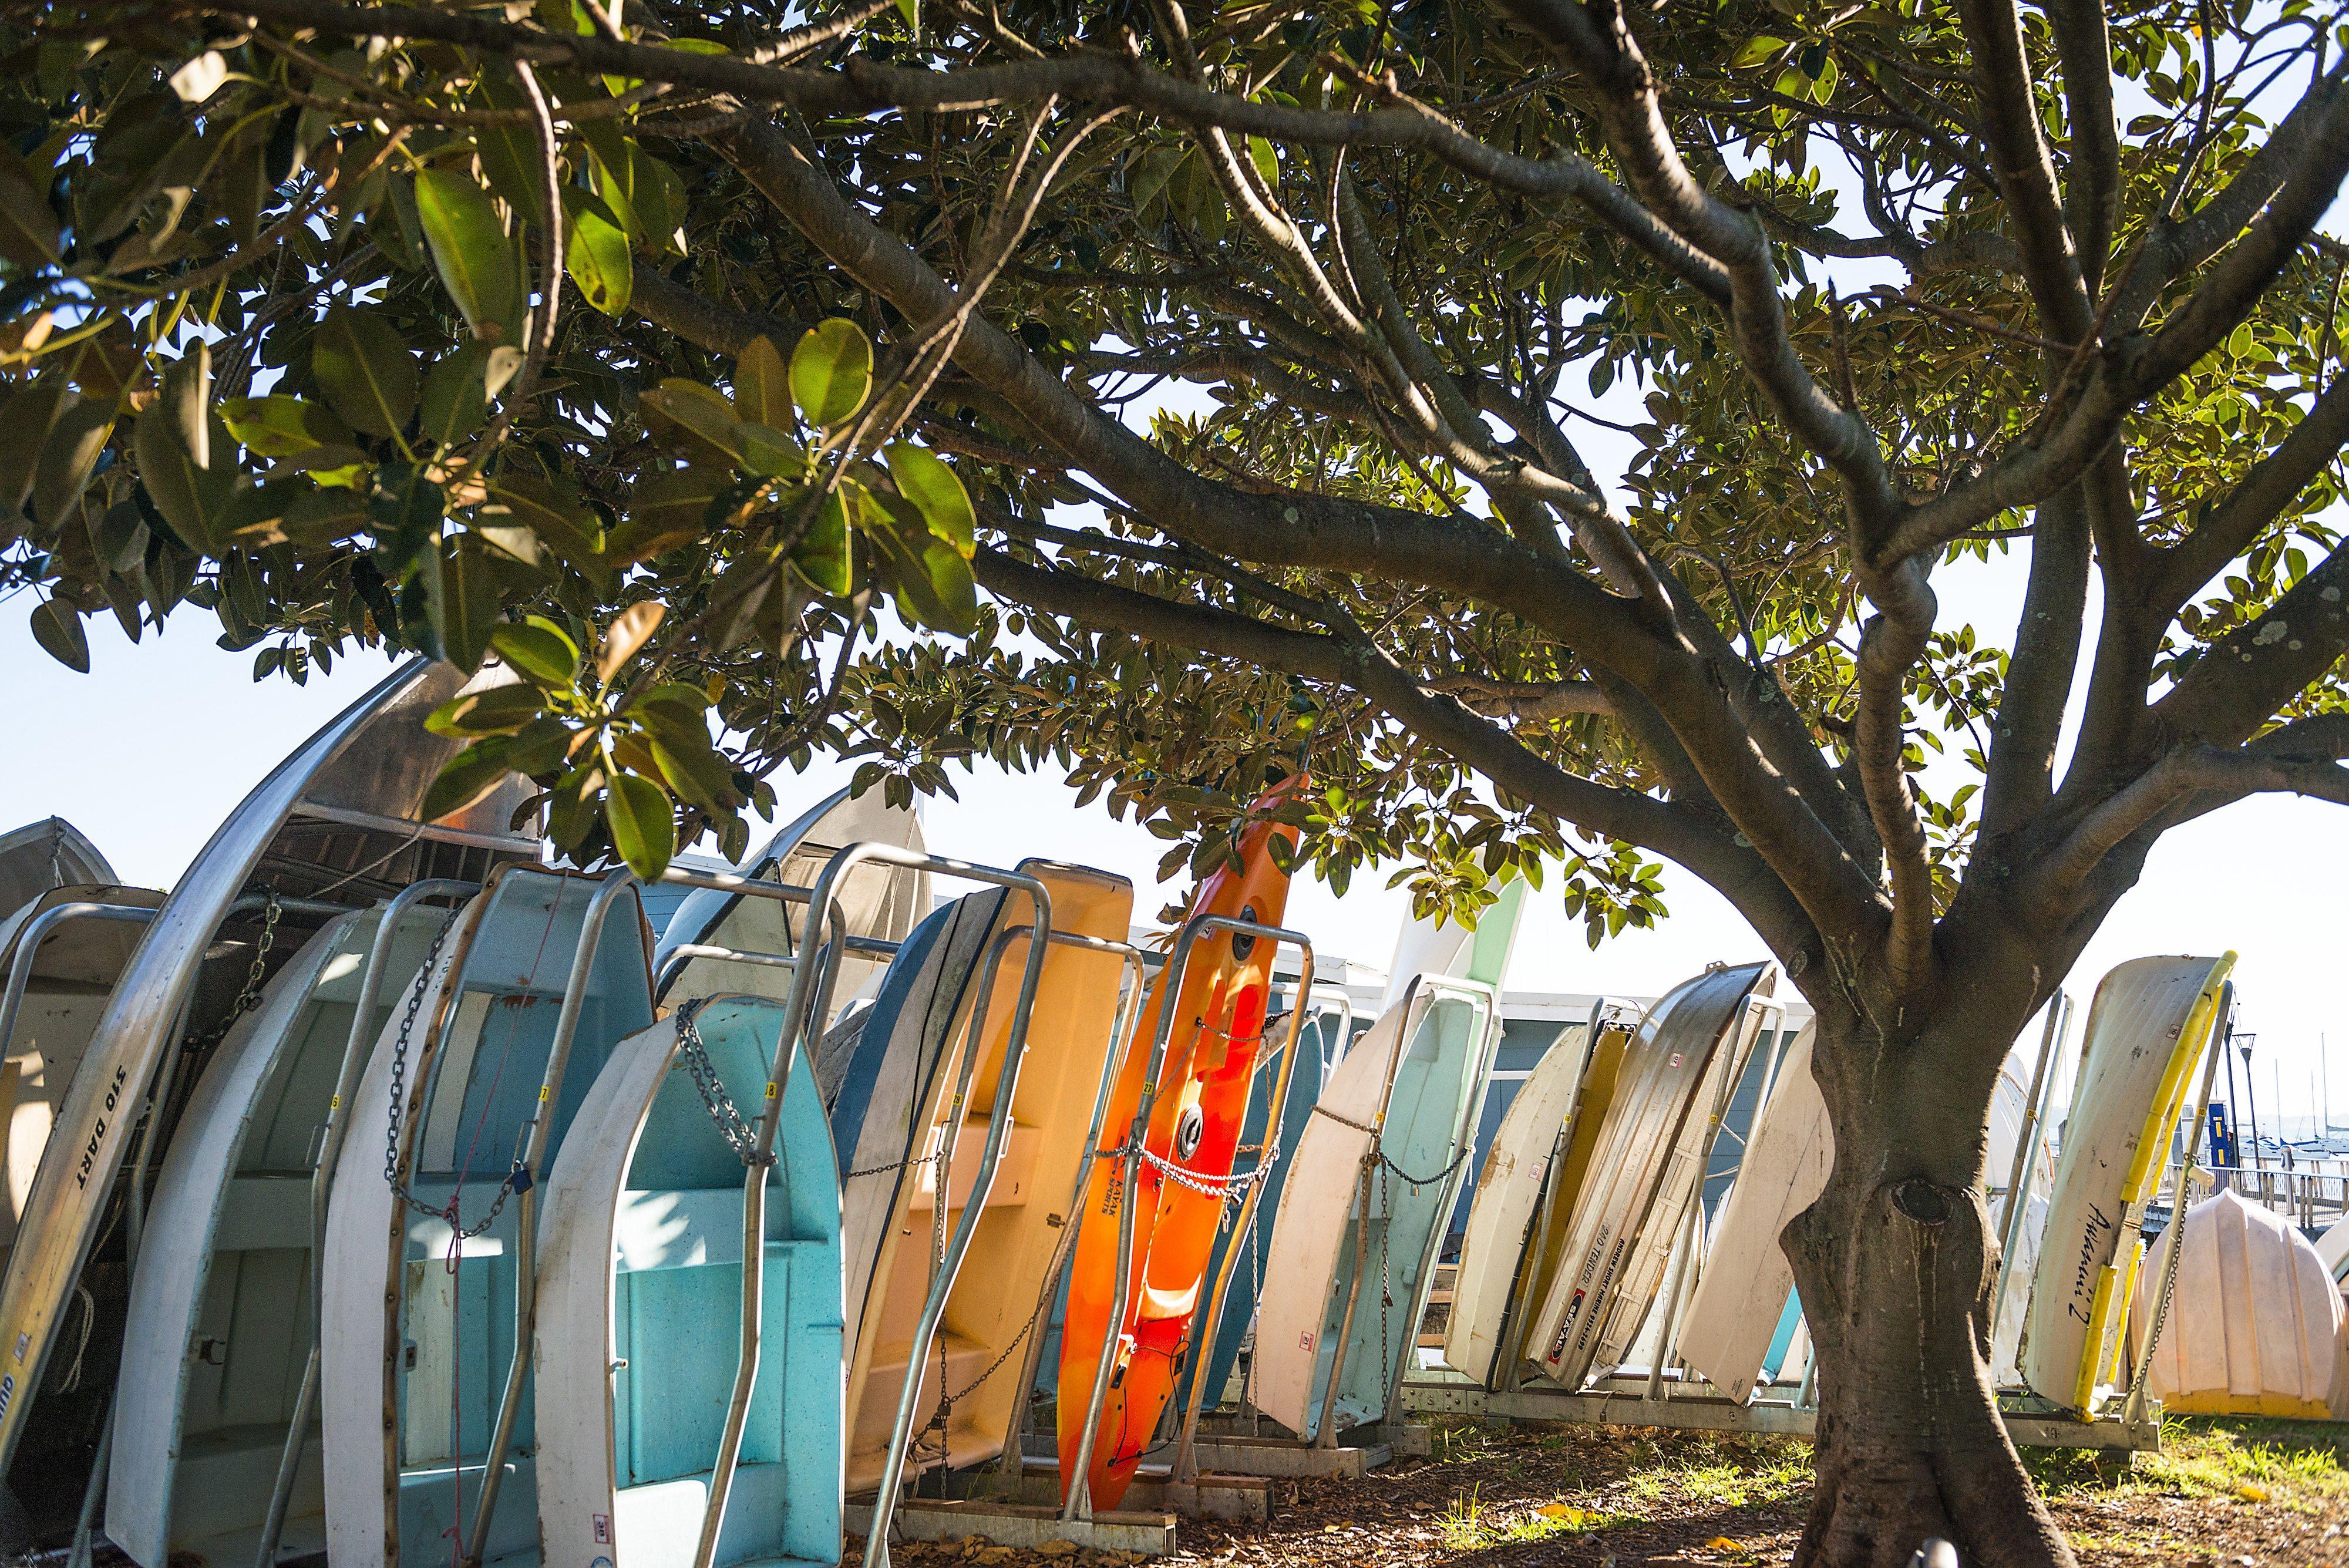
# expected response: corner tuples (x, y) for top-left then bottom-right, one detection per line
(1675, 1021), (1824, 1404)
(2128, 1187), (2342, 1419)
(1441, 1015), (1594, 1387)
(0, 660), (535, 1537)
(106, 895), (466, 1567)
(2019, 954), (2233, 1412)
(320, 867), (655, 1568)
(534, 995), (843, 1568)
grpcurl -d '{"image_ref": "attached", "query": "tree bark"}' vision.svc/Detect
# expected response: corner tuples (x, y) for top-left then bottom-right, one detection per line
(1782, 1002), (2079, 1568)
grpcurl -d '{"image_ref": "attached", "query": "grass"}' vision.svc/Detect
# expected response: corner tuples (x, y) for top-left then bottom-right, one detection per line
(1617, 1439), (1811, 1513)
(1436, 1484), (1622, 1550)
(2030, 1415), (2349, 1510)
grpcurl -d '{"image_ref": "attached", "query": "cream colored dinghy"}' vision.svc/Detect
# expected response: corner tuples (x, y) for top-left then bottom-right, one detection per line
(1521, 963), (1773, 1389)
(0, 659), (536, 1527)
(106, 901), (456, 1567)
(0, 884), (164, 1259)
(2127, 1188), (2342, 1418)
(2020, 954), (2233, 1412)
(534, 996), (842, 1568)
(0, 819), (116, 922)
(833, 863), (1131, 1490)
(657, 788), (927, 1010)
(1676, 1021), (1824, 1403)
(1441, 1017), (1593, 1386)
(321, 869), (654, 1568)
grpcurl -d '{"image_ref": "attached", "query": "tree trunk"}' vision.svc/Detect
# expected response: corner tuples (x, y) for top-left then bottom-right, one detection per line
(1781, 1001), (2079, 1568)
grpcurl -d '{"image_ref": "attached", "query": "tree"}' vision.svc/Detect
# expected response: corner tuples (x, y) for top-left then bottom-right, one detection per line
(7, 0), (2348, 1560)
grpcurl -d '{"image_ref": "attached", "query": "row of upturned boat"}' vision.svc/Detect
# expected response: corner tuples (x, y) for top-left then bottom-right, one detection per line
(0, 657), (2323, 1568)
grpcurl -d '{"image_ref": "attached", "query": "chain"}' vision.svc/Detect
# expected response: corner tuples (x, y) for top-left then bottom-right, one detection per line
(672, 1000), (773, 1167)
(1098, 1138), (1280, 1204)
(186, 893), (282, 1052)
(382, 907), (489, 1226)
(843, 1149), (940, 1180)
(1380, 1141), (1475, 1190)
(1379, 1156), (1391, 1407)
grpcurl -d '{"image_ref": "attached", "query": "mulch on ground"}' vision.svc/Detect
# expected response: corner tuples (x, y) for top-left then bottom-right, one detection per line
(850, 1416), (2349, 1566)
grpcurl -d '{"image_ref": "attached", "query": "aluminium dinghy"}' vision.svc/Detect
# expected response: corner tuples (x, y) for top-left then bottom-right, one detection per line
(1518, 963), (1773, 1389)
(534, 995), (843, 1568)
(320, 867), (655, 1568)
(0, 659), (536, 1533)
(106, 899), (462, 1567)
(0, 819), (116, 923)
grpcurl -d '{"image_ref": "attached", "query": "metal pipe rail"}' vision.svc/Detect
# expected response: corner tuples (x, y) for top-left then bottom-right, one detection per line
(1061, 913), (1315, 1526)
(255, 878), (482, 1568)
(2124, 981), (2233, 1422)
(0, 901), (161, 1065)
(705, 846), (1055, 1568)
(1987, 992), (2072, 1352)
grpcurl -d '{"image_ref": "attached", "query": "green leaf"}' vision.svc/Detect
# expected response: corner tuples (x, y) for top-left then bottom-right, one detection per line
(735, 422), (806, 480)
(0, 144), (59, 267)
(470, 83), (550, 224)
(313, 307), (420, 438)
(426, 533), (501, 672)
(221, 395), (350, 457)
(610, 465), (723, 562)
(884, 443), (975, 556)
(565, 201), (632, 316)
(873, 523), (977, 635)
(547, 761), (603, 852)
(597, 598), (665, 681)
(483, 471), (609, 585)
(422, 735), (519, 821)
(418, 344), (491, 450)
(734, 333), (795, 428)
(792, 489), (854, 594)
(504, 715), (576, 776)
(638, 379), (748, 466)
(593, 143), (686, 251)
(490, 617), (580, 687)
(32, 396), (114, 529)
(135, 363), (235, 552)
(426, 682), (548, 736)
(605, 770), (676, 878)
(29, 599), (88, 672)
(414, 169), (522, 341)
(789, 318), (873, 427)
(1247, 136), (1278, 189)
(1734, 34), (1786, 66)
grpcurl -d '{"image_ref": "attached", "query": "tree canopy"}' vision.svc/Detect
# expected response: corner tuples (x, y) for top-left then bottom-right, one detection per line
(7, 1), (2349, 1554)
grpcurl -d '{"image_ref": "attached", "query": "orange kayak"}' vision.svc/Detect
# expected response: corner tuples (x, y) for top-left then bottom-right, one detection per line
(1057, 782), (1301, 1509)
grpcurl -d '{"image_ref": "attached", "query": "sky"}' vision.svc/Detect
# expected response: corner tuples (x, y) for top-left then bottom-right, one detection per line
(4, 558), (2344, 1139)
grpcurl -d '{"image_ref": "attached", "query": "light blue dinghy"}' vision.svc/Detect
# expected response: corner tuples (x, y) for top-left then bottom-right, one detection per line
(534, 995), (842, 1568)
(1264, 984), (1503, 1439)
(320, 867), (655, 1568)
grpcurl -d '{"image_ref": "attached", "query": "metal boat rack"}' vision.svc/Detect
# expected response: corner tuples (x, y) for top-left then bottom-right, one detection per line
(852, 910), (1322, 1560)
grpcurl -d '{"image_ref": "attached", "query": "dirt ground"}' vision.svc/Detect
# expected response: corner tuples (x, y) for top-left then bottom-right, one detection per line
(851, 1417), (2349, 1566)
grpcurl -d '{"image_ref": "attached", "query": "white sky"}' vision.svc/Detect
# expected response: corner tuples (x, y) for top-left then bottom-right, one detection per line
(2, 554), (2343, 1138)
